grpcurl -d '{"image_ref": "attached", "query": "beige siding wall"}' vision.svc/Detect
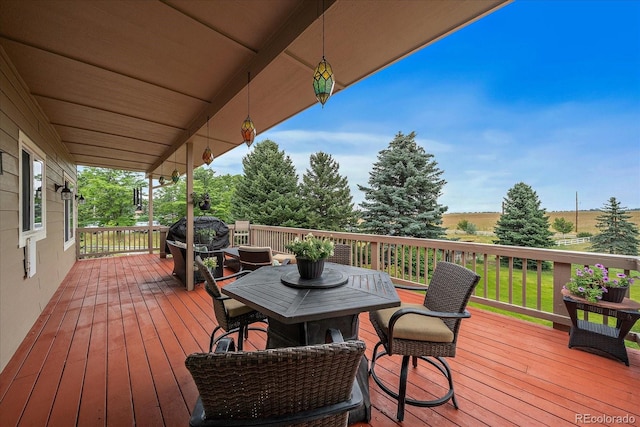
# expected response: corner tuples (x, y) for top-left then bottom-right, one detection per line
(0, 48), (76, 372)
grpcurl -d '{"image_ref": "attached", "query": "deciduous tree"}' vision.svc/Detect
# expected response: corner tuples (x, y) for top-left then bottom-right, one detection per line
(77, 167), (144, 226)
(552, 217), (574, 238)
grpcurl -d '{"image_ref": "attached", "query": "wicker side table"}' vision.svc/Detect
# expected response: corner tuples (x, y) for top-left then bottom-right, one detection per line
(561, 289), (640, 366)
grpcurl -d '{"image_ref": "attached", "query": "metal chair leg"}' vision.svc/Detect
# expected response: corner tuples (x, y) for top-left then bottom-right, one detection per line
(370, 342), (458, 421)
(397, 355), (410, 421)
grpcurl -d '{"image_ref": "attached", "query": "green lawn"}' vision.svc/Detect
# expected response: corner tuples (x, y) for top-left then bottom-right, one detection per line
(465, 259), (640, 349)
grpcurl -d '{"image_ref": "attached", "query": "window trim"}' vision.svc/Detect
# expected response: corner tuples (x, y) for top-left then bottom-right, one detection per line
(18, 130), (47, 248)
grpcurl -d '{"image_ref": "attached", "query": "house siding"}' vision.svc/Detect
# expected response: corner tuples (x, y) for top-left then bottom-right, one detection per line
(0, 47), (76, 372)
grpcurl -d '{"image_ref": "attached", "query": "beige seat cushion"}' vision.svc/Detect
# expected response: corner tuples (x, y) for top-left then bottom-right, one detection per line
(224, 298), (256, 317)
(273, 253), (297, 264)
(371, 303), (454, 343)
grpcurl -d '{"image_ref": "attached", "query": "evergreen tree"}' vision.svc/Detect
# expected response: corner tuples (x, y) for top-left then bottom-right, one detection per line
(590, 197), (639, 255)
(300, 152), (355, 231)
(494, 182), (554, 268)
(231, 140), (306, 227)
(358, 131), (447, 238)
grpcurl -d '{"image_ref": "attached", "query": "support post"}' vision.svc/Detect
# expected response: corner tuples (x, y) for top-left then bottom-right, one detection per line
(186, 142), (195, 290)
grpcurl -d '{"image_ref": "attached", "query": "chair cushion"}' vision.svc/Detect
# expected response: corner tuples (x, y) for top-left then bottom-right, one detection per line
(273, 253), (296, 264)
(371, 303), (454, 343)
(223, 298), (256, 318)
(173, 240), (187, 249)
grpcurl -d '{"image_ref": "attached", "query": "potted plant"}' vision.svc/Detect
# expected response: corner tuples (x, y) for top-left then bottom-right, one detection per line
(191, 192), (211, 211)
(285, 233), (334, 279)
(602, 271), (635, 303)
(564, 263), (635, 303)
(201, 256), (218, 272)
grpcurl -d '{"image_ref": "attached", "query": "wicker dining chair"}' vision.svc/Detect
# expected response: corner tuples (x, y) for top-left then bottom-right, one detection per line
(327, 243), (352, 265)
(194, 256), (267, 351)
(238, 246), (275, 271)
(185, 329), (366, 427)
(369, 261), (480, 421)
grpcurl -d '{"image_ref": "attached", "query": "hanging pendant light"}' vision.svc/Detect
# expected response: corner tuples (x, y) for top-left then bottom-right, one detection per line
(171, 152), (180, 184)
(202, 115), (214, 165)
(313, 8), (334, 107)
(241, 72), (256, 147)
(159, 163), (166, 185)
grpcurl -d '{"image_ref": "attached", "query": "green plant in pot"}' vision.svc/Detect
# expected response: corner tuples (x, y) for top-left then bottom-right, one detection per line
(191, 192), (211, 211)
(285, 233), (334, 279)
(602, 271), (635, 303)
(564, 263), (635, 303)
(202, 256), (218, 272)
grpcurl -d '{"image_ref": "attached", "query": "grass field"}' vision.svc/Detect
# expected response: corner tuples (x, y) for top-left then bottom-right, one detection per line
(443, 210), (640, 236)
(441, 210), (640, 349)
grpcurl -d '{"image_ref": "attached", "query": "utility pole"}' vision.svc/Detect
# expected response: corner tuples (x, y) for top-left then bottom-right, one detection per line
(575, 191), (578, 233)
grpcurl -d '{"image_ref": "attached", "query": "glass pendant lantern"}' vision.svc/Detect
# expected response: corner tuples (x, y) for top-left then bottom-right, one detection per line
(241, 117), (256, 148)
(202, 147), (213, 165)
(313, 57), (334, 106)
(202, 116), (214, 165)
(313, 8), (334, 107)
(241, 72), (256, 147)
(171, 152), (179, 183)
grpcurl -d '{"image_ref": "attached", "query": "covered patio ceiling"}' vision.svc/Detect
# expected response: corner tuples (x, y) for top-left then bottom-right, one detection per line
(0, 0), (510, 179)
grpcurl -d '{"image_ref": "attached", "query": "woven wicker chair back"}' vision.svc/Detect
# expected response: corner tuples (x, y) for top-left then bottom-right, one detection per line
(327, 243), (352, 265)
(238, 246), (273, 270)
(423, 261), (480, 332)
(194, 256), (230, 331)
(186, 340), (365, 423)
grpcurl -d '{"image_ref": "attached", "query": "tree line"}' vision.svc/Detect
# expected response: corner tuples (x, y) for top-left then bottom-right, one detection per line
(77, 132), (639, 256)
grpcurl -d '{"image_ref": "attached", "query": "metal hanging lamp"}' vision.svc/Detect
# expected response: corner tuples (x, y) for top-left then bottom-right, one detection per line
(241, 72), (256, 147)
(202, 115), (214, 165)
(171, 152), (180, 183)
(313, 8), (334, 107)
(159, 163), (166, 185)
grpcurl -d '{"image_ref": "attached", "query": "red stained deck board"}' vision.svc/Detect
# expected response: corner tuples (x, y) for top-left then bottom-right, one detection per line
(1, 254), (639, 427)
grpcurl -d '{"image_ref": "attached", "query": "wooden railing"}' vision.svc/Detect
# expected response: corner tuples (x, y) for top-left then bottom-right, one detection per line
(249, 225), (640, 343)
(76, 226), (169, 259)
(75, 223), (640, 343)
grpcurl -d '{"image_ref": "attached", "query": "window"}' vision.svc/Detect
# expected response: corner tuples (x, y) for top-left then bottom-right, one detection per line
(63, 174), (75, 250)
(19, 130), (46, 247)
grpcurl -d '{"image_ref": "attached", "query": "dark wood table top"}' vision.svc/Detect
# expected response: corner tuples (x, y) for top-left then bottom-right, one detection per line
(222, 263), (401, 324)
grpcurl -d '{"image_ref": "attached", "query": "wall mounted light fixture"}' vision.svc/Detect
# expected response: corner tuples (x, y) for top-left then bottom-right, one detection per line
(76, 194), (86, 204)
(54, 182), (73, 200)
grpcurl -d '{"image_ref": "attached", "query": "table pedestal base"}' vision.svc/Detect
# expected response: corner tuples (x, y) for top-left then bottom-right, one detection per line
(266, 314), (371, 424)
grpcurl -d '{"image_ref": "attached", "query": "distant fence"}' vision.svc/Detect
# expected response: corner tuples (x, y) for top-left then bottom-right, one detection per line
(555, 237), (591, 246)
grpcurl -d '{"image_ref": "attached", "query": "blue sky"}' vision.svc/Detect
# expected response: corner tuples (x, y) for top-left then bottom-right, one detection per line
(213, 0), (640, 213)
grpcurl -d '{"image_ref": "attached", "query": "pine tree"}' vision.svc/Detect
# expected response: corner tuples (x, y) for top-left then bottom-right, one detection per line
(590, 197), (639, 255)
(300, 152), (355, 231)
(358, 131), (447, 238)
(494, 182), (554, 268)
(231, 140), (306, 227)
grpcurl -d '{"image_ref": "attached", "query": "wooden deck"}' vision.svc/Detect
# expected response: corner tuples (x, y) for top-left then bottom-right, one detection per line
(1, 254), (638, 426)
